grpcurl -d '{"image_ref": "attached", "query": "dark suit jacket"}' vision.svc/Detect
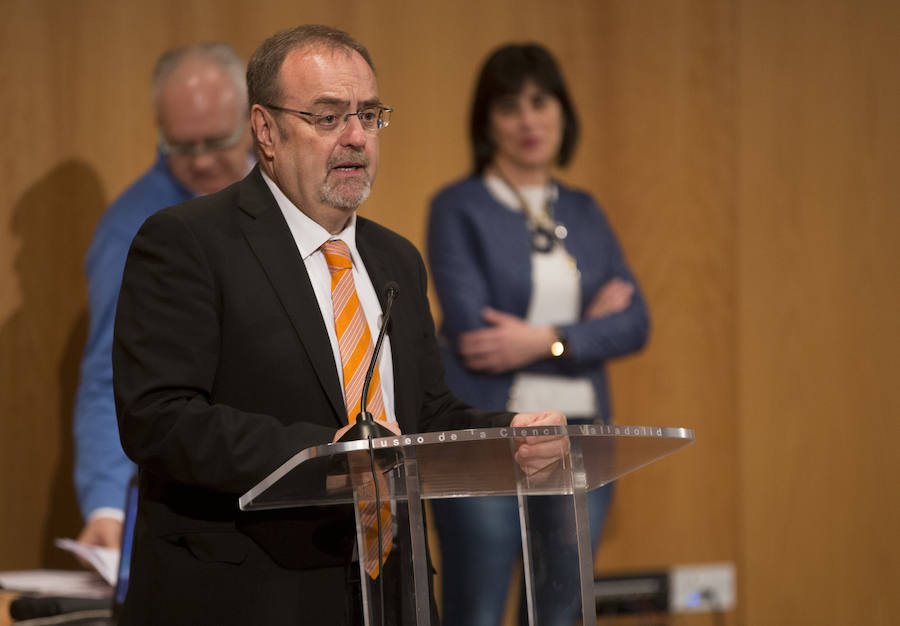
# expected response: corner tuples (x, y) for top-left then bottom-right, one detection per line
(113, 167), (510, 625)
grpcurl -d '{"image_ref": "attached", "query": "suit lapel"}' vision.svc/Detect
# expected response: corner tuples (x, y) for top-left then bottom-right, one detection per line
(355, 222), (390, 306)
(356, 220), (415, 433)
(235, 168), (346, 424)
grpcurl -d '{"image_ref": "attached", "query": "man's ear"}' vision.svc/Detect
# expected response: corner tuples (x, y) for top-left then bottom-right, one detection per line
(250, 104), (277, 161)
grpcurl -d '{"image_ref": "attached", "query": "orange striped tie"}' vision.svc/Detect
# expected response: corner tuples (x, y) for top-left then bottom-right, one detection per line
(322, 239), (392, 579)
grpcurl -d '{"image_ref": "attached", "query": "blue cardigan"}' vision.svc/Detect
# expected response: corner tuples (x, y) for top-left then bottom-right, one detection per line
(427, 177), (650, 422)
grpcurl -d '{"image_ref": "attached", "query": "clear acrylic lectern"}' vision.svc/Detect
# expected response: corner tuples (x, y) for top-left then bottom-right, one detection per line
(240, 424), (693, 625)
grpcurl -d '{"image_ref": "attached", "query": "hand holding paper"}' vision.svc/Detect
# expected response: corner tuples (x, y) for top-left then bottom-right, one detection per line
(54, 538), (119, 586)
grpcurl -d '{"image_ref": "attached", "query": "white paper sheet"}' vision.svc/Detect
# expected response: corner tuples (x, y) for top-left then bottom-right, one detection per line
(52, 539), (119, 586)
(0, 569), (111, 598)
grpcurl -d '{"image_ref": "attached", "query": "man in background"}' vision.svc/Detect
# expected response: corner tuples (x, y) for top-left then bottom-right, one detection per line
(73, 42), (253, 549)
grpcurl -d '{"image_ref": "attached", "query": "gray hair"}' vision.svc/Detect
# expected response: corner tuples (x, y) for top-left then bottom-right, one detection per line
(247, 25), (375, 109)
(151, 42), (247, 109)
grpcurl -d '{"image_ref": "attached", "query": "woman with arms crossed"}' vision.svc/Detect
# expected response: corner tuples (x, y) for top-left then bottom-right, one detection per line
(427, 43), (650, 625)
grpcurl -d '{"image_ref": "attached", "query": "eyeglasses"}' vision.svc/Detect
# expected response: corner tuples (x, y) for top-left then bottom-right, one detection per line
(158, 120), (247, 157)
(263, 104), (393, 133)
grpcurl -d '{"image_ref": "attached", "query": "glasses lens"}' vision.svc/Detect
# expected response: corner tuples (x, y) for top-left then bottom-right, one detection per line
(315, 114), (341, 131)
(358, 108), (379, 131)
(303, 108), (391, 133)
(378, 108), (391, 130)
(160, 122), (245, 156)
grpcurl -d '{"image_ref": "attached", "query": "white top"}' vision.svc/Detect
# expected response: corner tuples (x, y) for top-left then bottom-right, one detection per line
(262, 172), (396, 423)
(484, 175), (596, 417)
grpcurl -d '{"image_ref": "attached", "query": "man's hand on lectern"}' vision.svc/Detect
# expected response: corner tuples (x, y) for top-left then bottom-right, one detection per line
(332, 419), (402, 443)
(509, 411), (570, 475)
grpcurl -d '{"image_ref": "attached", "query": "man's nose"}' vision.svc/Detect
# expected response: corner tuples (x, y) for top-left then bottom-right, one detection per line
(189, 151), (218, 170)
(339, 113), (368, 147)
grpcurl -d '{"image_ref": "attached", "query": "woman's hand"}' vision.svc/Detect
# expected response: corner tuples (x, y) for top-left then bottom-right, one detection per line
(457, 307), (556, 374)
(584, 278), (634, 319)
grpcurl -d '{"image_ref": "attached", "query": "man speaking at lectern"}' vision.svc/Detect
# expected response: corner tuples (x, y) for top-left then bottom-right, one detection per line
(112, 25), (566, 625)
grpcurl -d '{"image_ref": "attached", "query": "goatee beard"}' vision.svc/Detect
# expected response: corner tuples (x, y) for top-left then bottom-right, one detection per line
(320, 179), (371, 210)
(320, 150), (372, 209)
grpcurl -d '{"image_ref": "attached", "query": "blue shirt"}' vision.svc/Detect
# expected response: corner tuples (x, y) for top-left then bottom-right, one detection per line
(73, 153), (193, 518)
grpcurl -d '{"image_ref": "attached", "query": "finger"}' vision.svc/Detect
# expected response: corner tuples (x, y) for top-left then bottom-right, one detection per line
(461, 350), (491, 368)
(605, 285), (630, 300)
(460, 342), (496, 362)
(516, 440), (570, 469)
(607, 295), (629, 311)
(514, 410), (566, 427)
(510, 411), (549, 428)
(515, 444), (567, 475)
(610, 293), (633, 312)
(458, 329), (496, 354)
(521, 433), (566, 446)
(514, 425), (567, 445)
(519, 435), (569, 454)
(459, 335), (508, 370)
(481, 307), (518, 325)
(332, 423), (354, 442)
(596, 279), (630, 301)
(611, 283), (634, 302)
(462, 354), (504, 374)
(510, 411), (539, 427)
(458, 340), (490, 359)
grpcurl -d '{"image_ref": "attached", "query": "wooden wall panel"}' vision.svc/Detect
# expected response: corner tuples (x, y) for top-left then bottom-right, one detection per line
(3, 1), (894, 624)
(1, 1), (737, 581)
(0, 2), (107, 570)
(738, 0), (900, 623)
(583, 1), (739, 574)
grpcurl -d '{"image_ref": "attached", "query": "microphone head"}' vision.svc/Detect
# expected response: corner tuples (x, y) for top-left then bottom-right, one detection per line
(384, 281), (400, 300)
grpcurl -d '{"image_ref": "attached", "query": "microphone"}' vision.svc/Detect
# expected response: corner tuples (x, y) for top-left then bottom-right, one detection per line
(337, 281), (399, 442)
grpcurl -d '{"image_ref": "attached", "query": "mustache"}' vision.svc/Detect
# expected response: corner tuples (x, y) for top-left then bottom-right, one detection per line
(326, 151), (370, 169)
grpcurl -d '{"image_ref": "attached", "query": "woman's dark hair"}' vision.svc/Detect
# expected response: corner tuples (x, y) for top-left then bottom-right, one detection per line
(470, 43), (579, 174)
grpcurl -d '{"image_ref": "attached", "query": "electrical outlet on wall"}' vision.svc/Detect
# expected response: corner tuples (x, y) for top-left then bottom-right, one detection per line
(669, 562), (736, 613)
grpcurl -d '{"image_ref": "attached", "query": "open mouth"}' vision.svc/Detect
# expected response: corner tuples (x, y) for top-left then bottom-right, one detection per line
(332, 162), (364, 171)
(328, 161), (368, 179)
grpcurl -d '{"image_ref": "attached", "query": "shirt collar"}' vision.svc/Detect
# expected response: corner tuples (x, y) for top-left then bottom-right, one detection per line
(483, 174), (557, 214)
(260, 170), (360, 263)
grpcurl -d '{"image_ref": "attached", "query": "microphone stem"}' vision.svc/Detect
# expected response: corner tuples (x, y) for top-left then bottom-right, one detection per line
(359, 293), (396, 424)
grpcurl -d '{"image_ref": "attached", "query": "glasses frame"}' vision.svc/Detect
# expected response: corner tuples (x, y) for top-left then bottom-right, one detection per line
(262, 103), (393, 133)
(158, 118), (248, 157)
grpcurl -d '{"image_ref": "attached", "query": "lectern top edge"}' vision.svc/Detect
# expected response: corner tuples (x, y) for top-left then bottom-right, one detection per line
(238, 424), (694, 510)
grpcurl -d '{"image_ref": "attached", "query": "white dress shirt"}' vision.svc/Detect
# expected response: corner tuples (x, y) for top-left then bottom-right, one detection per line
(261, 172), (397, 424)
(484, 175), (596, 417)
